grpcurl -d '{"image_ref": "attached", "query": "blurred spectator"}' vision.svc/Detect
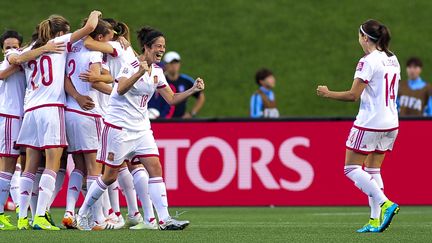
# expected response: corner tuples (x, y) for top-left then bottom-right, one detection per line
(250, 68), (279, 118)
(397, 57), (432, 116)
(149, 51), (205, 118)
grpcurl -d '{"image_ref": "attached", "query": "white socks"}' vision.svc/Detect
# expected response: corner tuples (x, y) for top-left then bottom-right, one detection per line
(0, 172), (13, 213)
(365, 167), (384, 219)
(344, 165), (388, 205)
(132, 168), (155, 222)
(66, 169), (84, 215)
(117, 167), (139, 216)
(108, 180), (121, 215)
(35, 169), (56, 216)
(30, 168), (43, 219)
(148, 177), (170, 222)
(47, 168), (65, 210)
(10, 166), (21, 207)
(78, 176), (107, 216)
(18, 172), (35, 218)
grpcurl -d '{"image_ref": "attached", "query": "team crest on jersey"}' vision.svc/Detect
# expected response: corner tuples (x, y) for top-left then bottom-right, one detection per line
(356, 62), (364, 71)
(123, 67), (129, 74)
(108, 152), (115, 161)
(153, 75), (158, 84)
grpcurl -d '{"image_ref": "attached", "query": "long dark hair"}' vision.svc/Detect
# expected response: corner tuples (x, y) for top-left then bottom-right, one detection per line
(32, 15), (70, 49)
(360, 19), (393, 57)
(136, 26), (164, 53)
(103, 18), (130, 42)
(82, 19), (113, 39)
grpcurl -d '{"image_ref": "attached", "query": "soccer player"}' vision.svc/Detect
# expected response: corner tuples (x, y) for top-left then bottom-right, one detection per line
(62, 19), (115, 230)
(82, 19), (153, 229)
(316, 19), (400, 233)
(8, 10), (102, 230)
(76, 26), (203, 231)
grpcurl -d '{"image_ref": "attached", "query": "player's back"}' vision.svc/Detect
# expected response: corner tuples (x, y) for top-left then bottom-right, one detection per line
(66, 40), (102, 114)
(355, 50), (400, 130)
(106, 42), (138, 77)
(22, 33), (72, 110)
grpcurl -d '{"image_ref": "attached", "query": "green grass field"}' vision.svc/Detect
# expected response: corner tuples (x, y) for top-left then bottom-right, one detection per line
(1, 0), (432, 117)
(1, 207), (431, 242)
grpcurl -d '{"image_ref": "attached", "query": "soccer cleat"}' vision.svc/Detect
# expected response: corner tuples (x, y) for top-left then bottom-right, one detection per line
(106, 213), (125, 229)
(76, 214), (92, 231)
(356, 218), (379, 233)
(376, 200), (400, 232)
(92, 220), (117, 230)
(45, 211), (56, 226)
(32, 215), (60, 230)
(124, 212), (143, 228)
(62, 211), (77, 229)
(130, 218), (158, 230)
(17, 217), (31, 230)
(159, 217), (190, 230)
(0, 214), (17, 230)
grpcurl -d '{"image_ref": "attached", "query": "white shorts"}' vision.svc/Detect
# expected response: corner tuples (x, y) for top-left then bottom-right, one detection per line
(16, 105), (68, 150)
(65, 108), (102, 154)
(346, 126), (398, 154)
(0, 114), (21, 158)
(97, 122), (159, 168)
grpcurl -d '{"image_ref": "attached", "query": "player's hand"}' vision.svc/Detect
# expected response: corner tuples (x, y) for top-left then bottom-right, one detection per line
(316, 85), (329, 97)
(43, 41), (65, 54)
(138, 61), (150, 74)
(118, 36), (130, 50)
(76, 95), (95, 111)
(90, 10), (102, 18)
(79, 69), (99, 82)
(193, 78), (205, 92)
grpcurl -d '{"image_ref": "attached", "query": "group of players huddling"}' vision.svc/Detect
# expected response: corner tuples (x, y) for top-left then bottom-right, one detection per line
(0, 10), (204, 231)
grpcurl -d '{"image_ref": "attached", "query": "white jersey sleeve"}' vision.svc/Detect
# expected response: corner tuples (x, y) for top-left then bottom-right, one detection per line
(354, 58), (374, 83)
(89, 51), (103, 65)
(155, 65), (168, 89)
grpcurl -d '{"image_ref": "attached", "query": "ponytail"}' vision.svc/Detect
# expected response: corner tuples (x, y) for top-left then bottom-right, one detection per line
(360, 19), (393, 57)
(102, 18), (130, 41)
(32, 15), (70, 49)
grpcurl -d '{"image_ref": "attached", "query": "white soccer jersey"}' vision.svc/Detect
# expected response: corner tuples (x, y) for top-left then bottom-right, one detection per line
(0, 55), (26, 117)
(353, 50), (400, 130)
(97, 63), (111, 117)
(12, 34), (72, 111)
(66, 40), (103, 115)
(104, 63), (168, 131)
(105, 42), (139, 78)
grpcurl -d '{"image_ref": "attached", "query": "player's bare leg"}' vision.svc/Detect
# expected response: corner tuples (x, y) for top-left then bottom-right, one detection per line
(17, 148), (41, 229)
(128, 162), (157, 230)
(139, 156), (189, 230)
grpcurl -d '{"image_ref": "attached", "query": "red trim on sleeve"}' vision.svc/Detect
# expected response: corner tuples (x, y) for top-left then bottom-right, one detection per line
(157, 84), (167, 89)
(110, 48), (118, 57)
(67, 42), (72, 52)
(363, 79), (369, 84)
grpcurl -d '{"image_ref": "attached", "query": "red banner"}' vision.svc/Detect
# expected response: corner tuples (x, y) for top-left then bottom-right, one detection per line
(53, 119), (432, 207)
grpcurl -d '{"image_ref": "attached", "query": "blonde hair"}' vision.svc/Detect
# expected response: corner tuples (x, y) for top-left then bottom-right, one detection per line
(33, 15), (70, 49)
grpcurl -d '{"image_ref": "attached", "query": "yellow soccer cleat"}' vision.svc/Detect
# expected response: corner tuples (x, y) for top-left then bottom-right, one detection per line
(32, 215), (60, 231)
(0, 214), (17, 230)
(17, 217), (31, 230)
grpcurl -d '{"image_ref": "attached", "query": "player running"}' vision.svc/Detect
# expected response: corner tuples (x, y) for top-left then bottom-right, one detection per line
(316, 19), (400, 233)
(7, 11), (102, 230)
(62, 19), (115, 230)
(76, 26), (204, 231)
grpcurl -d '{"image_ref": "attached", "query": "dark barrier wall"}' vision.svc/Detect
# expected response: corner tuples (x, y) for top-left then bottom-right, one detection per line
(54, 118), (432, 206)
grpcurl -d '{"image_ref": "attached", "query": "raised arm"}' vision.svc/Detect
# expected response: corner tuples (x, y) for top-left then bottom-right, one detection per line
(86, 63), (113, 95)
(117, 62), (149, 95)
(7, 41), (65, 65)
(70, 10), (101, 44)
(0, 65), (20, 79)
(316, 78), (367, 102)
(159, 78), (205, 105)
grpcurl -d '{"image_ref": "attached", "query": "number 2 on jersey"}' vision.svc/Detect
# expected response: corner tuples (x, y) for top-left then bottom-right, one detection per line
(384, 73), (396, 107)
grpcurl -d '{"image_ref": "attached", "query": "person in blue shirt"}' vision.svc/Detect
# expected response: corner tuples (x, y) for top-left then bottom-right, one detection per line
(250, 68), (279, 118)
(397, 57), (432, 116)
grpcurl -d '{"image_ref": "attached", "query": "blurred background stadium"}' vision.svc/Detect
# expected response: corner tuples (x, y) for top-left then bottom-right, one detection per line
(2, 0), (432, 117)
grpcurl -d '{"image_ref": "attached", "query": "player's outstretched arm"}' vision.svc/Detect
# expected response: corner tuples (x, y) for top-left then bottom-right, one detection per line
(159, 78), (205, 105)
(70, 10), (101, 44)
(79, 65), (114, 84)
(7, 41), (65, 65)
(117, 61), (150, 95)
(316, 78), (366, 102)
(0, 64), (20, 80)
